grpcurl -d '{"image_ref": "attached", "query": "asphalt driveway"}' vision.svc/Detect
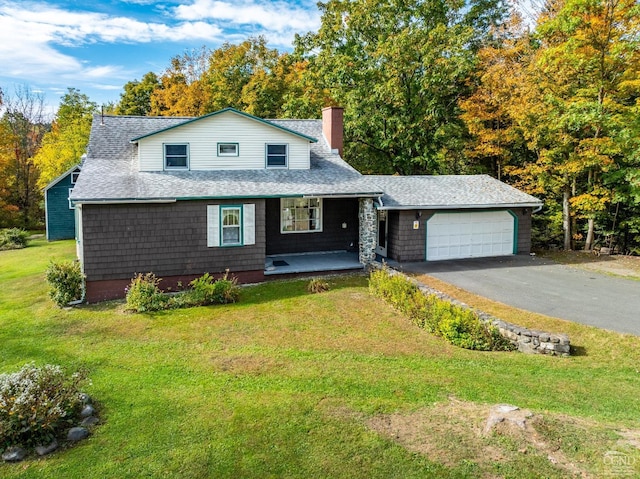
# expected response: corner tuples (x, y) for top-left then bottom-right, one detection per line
(397, 255), (640, 336)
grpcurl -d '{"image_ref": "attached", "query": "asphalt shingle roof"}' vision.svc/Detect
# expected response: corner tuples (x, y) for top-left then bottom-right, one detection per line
(71, 113), (541, 209)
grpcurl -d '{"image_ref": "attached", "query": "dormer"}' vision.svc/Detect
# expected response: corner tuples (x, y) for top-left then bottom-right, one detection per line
(131, 108), (318, 172)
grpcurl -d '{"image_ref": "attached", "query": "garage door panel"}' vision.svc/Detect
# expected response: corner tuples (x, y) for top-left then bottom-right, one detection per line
(426, 211), (515, 261)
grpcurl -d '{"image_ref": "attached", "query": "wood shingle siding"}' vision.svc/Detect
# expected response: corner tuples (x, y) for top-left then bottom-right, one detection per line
(265, 198), (359, 255)
(81, 199), (266, 283)
(137, 111), (311, 171)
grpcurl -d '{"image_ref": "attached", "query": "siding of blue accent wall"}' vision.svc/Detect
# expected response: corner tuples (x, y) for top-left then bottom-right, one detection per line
(46, 173), (76, 241)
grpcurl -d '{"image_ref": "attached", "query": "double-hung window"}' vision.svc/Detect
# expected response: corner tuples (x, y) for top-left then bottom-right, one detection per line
(281, 198), (322, 233)
(164, 144), (189, 169)
(221, 207), (242, 246)
(266, 144), (288, 168)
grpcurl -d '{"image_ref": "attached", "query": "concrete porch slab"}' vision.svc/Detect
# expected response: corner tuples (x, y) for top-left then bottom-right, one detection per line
(265, 251), (362, 276)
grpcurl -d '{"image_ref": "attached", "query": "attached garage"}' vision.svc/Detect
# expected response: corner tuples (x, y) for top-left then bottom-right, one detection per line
(425, 210), (516, 261)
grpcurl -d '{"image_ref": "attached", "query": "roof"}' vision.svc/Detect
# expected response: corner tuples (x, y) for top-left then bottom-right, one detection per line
(43, 164), (81, 192)
(71, 114), (379, 202)
(130, 108), (318, 143)
(368, 175), (542, 209)
(71, 110), (541, 209)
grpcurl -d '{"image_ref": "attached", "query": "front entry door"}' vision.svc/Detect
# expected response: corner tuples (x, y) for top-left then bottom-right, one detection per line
(376, 210), (388, 257)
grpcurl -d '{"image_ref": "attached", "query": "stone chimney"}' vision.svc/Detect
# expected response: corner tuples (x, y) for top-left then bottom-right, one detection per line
(322, 106), (344, 157)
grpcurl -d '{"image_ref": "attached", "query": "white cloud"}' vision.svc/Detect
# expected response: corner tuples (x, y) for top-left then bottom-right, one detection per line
(174, 0), (320, 33)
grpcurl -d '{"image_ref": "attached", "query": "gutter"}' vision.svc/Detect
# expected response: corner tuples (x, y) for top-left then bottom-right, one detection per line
(71, 198), (177, 206)
(376, 202), (543, 211)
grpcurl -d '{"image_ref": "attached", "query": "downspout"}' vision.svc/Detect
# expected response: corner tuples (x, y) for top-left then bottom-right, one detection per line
(532, 205), (543, 214)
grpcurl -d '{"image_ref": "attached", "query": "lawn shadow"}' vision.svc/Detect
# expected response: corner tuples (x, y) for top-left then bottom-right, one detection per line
(570, 345), (588, 356)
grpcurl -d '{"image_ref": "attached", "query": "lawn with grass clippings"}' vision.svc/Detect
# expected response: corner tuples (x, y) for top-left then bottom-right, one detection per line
(1, 240), (639, 478)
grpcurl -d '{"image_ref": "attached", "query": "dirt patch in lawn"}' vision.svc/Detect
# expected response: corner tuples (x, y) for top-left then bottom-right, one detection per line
(540, 251), (640, 280)
(325, 397), (639, 478)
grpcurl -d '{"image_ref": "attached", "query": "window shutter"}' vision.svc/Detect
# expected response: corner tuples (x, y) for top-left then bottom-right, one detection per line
(243, 203), (255, 245)
(207, 205), (220, 247)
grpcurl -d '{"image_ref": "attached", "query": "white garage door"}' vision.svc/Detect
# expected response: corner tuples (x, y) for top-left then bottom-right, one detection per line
(426, 211), (515, 261)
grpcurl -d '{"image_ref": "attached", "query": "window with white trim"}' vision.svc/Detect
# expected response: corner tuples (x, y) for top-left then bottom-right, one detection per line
(218, 143), (239, 156)
(207, 204), (255, 248)
(281, 198), (322, 233)
(68, 188), (74, 210)
(266, 144), (288, 168)
(71, 171), (80, 184)
(221, 207), (242, 246)
(164, 144), (189, 169)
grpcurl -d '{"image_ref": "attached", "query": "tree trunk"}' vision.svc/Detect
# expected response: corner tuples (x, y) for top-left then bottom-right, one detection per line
(563, 185), (571, 251)
(584, 218), (595, 251)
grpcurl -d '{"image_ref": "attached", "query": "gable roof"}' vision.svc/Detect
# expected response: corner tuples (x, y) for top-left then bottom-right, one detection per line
(129, 108), (318, 143)
(368, 175), (542, 209)
(43, 164), (81, 192)
(71, 114), (379, 203)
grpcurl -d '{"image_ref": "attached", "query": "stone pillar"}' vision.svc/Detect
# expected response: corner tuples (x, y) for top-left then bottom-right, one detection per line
(359, 198), (377, 265)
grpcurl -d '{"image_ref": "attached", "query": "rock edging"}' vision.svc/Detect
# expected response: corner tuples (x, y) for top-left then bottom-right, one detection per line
(378, 264), (571, 356)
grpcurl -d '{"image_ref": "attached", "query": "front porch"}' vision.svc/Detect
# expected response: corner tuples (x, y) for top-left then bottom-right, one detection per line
(265, 251), (362, 276)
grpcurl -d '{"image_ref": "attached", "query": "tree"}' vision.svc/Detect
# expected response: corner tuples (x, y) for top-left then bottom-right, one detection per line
(297, 0), (508, 175)
(32, 88), (97, 189)
(521, 0), (640, 250)
(115, 72), (160, 116)
(0, 85), (48, 228)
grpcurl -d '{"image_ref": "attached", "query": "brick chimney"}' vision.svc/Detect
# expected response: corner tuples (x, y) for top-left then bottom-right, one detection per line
(322, 106), (344, 157)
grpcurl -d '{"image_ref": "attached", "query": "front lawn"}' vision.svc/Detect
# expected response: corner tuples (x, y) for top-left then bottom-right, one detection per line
(1, 240), (639, 478)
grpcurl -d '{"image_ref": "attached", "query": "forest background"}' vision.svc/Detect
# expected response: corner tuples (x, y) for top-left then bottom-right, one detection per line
(1, 0), (638, 253)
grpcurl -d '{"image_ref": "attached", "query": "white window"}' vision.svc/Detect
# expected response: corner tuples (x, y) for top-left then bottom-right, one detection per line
(164, 144), (189, 169)
(207, 204), (256, 248)
(221, 207), (242, 246)
(281, 198), (322, 233)
(218, 143), (239, 157)
(266, 144), (288, 168)
(68, 188), (74, 210)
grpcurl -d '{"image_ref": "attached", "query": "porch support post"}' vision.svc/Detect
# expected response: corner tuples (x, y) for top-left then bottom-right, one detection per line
(358, 198), (377, 265)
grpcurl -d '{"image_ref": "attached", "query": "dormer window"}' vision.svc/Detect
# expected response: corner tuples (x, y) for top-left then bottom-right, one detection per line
(218, 143), (239, 156)
(266, 144), (288, 168)
(164, 144), (189, 169)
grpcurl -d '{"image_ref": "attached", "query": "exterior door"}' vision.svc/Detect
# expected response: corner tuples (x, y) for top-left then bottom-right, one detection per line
(376, 210), (388, 257)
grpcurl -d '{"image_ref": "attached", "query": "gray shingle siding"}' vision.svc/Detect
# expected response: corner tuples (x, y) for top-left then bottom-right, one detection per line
(265, 198), (358, 255)
(82, 199), (265, 282)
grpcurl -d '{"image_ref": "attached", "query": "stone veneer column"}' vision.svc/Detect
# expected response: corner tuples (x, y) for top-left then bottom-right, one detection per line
(358, 198), (377, 265)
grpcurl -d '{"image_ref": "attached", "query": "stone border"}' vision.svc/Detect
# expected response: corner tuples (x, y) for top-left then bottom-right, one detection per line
(376, 264), (571, 356)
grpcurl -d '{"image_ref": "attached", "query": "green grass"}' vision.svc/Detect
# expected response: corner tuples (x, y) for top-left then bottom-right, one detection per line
(1, 240), (640, 478)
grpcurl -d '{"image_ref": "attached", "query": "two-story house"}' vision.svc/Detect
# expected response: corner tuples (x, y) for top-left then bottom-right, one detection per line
(69, 107), (542, 302)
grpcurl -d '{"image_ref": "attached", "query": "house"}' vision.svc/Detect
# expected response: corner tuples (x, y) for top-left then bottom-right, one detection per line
(44, 164), (81, 241)
(70, 107), (542, 303)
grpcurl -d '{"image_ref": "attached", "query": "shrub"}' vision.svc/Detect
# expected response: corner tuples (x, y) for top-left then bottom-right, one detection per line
(125, 273), (168, 312)
(0, 363), (87, 448)
(127, 272), (240, 312)
(45, 260), (84, 307)
(0, 228), (29, 250)
(181, 271), (240, 306)
(369, 267), (514, 351)
(307, 278), (330, 294)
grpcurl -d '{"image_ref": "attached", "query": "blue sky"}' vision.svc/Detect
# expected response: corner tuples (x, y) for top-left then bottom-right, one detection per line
(0, 0), (321, 116)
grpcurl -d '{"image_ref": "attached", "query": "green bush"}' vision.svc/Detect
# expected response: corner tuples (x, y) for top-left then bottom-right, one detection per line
(0, 363), (87, 448)
(369, 267), (514, 351)
(125, 273), (169, 312)
(45, 260), (84, 307)
(0, 228), (29, 250)
(181, 271), (240, 306)
(126, 272), (240, 313)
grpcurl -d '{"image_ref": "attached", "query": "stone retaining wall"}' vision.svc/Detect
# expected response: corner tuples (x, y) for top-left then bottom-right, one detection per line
(379, 265), (571, 356)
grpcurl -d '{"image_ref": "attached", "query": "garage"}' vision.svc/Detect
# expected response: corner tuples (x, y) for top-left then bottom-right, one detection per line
(426, 210), (516, 261)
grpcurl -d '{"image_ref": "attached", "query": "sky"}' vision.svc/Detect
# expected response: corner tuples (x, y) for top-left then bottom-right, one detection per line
(0, 0), (322, 116)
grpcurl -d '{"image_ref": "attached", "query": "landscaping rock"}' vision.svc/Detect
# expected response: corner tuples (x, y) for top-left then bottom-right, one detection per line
(79, 393), (92, 404)
(67, 427), (90, 441)
(80, 404), (96, 418)
(81, 416), (99, 427)
(2, 446), (27, 462)
(484, 404), (533, 435)
(35, 440), (58, 456)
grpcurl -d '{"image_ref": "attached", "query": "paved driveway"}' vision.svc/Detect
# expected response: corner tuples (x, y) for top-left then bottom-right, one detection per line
(397, 255), (640, 336)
